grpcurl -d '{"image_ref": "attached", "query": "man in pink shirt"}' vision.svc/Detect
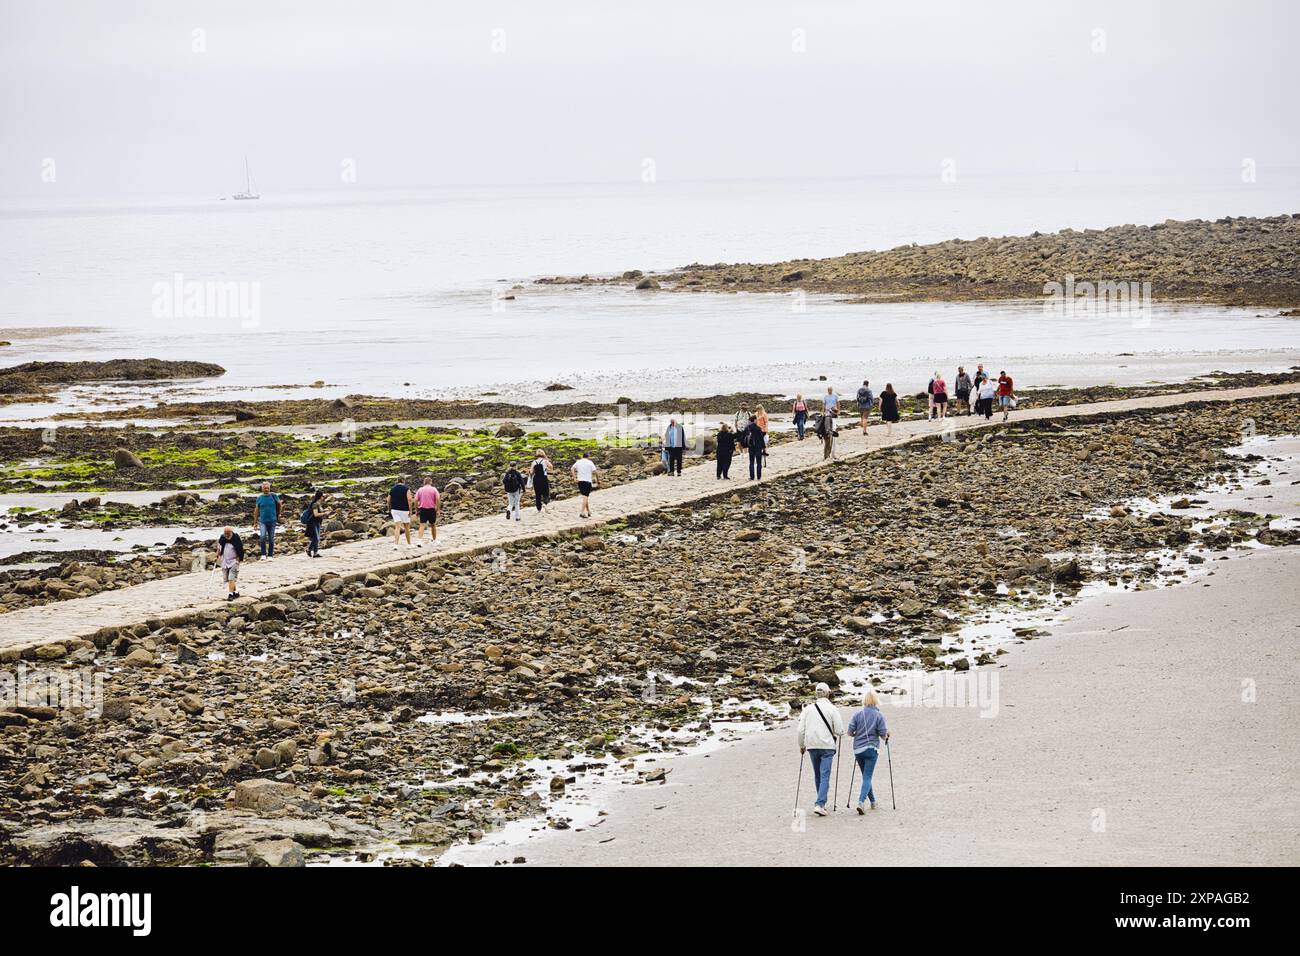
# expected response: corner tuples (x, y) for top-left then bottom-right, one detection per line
(414, 477), (441, 547)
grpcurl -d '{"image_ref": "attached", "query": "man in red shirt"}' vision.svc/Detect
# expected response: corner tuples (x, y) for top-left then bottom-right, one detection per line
(997, 371), (1014, 421)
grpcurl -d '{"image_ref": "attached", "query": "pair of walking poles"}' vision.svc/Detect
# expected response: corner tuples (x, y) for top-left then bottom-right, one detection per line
(794, 736), (895, 813)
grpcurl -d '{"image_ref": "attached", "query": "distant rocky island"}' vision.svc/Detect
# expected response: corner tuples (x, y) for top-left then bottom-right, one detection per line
(538, 214), (1300, 308)
(0, 358), (225, 403)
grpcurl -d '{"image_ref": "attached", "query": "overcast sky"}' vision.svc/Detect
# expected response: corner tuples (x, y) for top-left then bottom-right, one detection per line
(1, 0), (1296, 197)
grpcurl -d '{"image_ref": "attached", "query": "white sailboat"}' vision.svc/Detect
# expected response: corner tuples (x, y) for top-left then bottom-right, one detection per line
(232, 157), (260, 200)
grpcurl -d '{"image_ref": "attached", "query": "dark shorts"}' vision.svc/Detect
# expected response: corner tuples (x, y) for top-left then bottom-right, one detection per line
(577, 481), (593, 496)
(934, 393), (948, 404)
(418, 507), (437, 524)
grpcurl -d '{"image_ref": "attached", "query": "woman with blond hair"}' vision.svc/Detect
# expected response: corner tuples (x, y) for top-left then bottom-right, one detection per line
(754, 404), (769, 459)
(846, 687), (890, 812)
(791, 393), (808, 439)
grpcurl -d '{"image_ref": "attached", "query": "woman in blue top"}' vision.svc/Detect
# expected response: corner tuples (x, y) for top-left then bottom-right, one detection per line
(847, 688), (890, 813)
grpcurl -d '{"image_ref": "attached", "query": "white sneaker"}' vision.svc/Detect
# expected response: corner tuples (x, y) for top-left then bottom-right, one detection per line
(813, 806), (828, 817)
(856, 801), (865, 815)
(870, 802), (878, 811)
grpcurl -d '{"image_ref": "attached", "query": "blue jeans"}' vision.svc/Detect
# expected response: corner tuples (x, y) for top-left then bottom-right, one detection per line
(807, 748), (835, 808)
(259, 521), (276, 556)
(306, 522), (321, 555)
(794, 410), (807, 438)
(748, 446), (763, 480)
(854, 747), (879, 805)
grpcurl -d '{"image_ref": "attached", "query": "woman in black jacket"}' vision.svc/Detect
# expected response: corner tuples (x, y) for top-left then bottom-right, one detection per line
(879, 383), (900, 436)
(715, 423), (736, 479)
(743, 415), (766, 480)
(303, 490), (328, 557)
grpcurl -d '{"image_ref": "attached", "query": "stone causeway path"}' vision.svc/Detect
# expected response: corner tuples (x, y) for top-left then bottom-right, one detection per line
(2, 382), (1296, 658)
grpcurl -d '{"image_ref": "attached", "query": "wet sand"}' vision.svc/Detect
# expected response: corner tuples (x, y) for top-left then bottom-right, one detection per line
(451, 470), (1300, 867)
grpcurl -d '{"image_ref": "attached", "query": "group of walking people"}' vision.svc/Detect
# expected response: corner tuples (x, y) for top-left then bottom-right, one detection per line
(925, 364), (1016, 421)
(214, 366), (1015, 598)
(797, 683), (891, 815)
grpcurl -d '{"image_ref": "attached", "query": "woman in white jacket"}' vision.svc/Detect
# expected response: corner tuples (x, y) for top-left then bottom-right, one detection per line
(797, 682), (846, 815)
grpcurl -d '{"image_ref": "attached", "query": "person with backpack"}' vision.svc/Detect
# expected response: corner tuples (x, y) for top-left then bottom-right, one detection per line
(414, 477), (440, 545)
(663, 416), (686, 476)
(529, 451), (552, 512)
(301, 490), (327, 557)
(213, 526), (244, 601)
(797, 682), (846, 816)
(754, 404), (769, 459)
(815, 409), (836, 460)
(733, 403), (751, 435)
(955, 367), (973, 415)
(742, 414), (766, 480)
(932, 371), (949, 421)
(791, 394), (809, 440)
(252, 481), (279, 560)
(997, 370), (1015, 421)
(879, 383), (900, 436)
(846, 687), (890, 812)
(855, 380), (875, 436)
(502, 463), (526, 521)
(387, 476), (414, 548)
(715, 422), (736, 479)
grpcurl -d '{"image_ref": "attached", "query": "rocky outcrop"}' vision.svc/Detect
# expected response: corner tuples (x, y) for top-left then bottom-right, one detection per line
(538, 214), (1300, 308)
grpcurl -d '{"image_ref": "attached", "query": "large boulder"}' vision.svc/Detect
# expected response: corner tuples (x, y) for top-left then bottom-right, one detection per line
(113, 448), (144, 470)
(806, 664), (840, 687)
(246, 839), (305, 867)
(231, 779), (305, 813)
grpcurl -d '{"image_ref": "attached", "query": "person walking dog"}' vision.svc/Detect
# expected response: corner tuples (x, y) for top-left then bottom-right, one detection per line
(797, 682), (845, 816)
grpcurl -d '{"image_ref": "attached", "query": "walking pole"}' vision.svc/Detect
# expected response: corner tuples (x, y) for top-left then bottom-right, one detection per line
(845, 751), (857, 810)
(832, 734), (843, 812)
(886, 738), (896, 810)
(794, 751), (805, 811)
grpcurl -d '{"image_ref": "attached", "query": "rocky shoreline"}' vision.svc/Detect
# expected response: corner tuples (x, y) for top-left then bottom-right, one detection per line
(1, 371), (1296, 614)
(536, 214), (1300, 308)
(0, 358), (225, 405)
(2, 394), (1297, 866)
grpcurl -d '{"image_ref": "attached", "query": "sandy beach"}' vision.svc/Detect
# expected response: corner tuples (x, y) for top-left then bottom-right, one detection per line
(450, 544), (1300, 867)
